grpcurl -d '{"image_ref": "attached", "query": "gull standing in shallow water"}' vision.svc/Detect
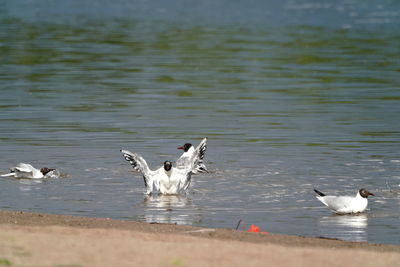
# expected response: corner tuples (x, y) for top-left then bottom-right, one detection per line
(120, 138), (208, 195)
(1, 163), (59, 179)
(314, 188), (374, 214)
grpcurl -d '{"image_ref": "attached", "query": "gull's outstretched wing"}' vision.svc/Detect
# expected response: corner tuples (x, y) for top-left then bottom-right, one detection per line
(192, 137), (208, 174)
(120, 149), (157, 194)
(12, 163), (35, 173)
(1, 163), (36, 178)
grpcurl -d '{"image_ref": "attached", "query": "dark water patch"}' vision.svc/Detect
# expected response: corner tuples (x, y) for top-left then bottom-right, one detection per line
(27, 88), (55, 93)
(295, 55), (336, 65)
(305, 143), (329, 147)
(59, 106), (98, 112)
(0, 105), (21, 109)
(155, 75), (176, 83)
(315, 100), (358, 105)
(378, 96), (400, 101)
(360, 131), (400, 137)
(173, 90), (194, 97)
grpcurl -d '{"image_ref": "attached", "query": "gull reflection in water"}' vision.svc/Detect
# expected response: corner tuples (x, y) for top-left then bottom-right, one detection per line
(142, 194), (201, 225)
(18, 179), (44, 192)
(318, 214), (368, 242)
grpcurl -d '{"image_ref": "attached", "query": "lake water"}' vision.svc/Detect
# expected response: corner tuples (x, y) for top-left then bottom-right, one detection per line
(1, 0), (400, 245)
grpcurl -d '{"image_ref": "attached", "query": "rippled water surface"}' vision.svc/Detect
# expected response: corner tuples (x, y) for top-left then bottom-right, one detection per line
(1, 0), (400, 245)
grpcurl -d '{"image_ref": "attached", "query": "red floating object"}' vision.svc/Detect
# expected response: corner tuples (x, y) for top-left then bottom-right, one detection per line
(247, 224), (268, 234)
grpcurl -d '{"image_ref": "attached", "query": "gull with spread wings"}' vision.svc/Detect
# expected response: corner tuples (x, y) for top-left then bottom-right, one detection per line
(121, 138), (208, 195)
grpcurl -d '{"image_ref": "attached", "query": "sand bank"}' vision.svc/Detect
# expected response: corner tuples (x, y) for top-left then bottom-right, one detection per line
(0, 210), (398, 266)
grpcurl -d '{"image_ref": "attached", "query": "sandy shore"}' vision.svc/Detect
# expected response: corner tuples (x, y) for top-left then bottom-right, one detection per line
(0, 210), (399, 266)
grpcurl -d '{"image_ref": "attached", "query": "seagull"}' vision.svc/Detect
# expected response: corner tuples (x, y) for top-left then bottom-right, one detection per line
(1, 163), (58, 179)
(177, 137), (208, 174)
(314, 188), (374, 214)
(121, 138), (207, 195)
(176, 138), (208, 190)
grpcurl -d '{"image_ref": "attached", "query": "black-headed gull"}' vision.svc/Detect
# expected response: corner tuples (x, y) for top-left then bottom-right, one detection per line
(314, 188), (374, 214)
(1, 163), (59, 179)
(177, 137), (208, 174)
(121, 138), (207, 195)
(176, 137), (208, 191)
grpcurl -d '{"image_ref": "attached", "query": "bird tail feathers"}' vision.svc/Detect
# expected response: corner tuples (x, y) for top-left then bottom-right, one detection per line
(313, 189), (326, 197)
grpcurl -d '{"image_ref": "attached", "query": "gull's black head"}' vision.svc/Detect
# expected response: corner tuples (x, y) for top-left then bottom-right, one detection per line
(163, 161), (172, 171)
(177, 143), (192, 152)
(40, 167), (55, 175)
(359, 188), (374, 198)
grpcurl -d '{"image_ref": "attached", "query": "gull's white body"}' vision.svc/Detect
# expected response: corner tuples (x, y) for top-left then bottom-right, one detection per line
(121, 138), (207, 195)
(139, 165), (189, 195)
(316, 191), (369, 214)
(158, 167), (188, 195)
(176, 146), (195, 168)
(0, 163), (58, 179)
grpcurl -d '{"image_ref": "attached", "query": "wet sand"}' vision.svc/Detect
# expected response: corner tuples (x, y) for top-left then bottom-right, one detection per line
(0, 210), (399, 266)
